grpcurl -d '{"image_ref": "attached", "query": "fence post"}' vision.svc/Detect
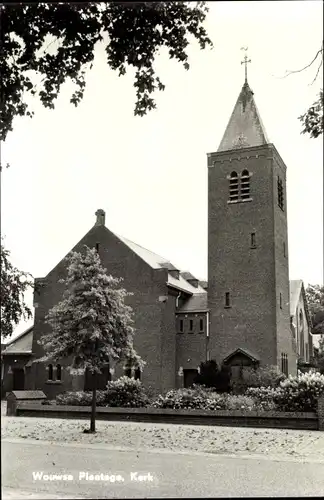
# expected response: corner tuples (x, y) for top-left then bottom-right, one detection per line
(318, 393), (324, 431)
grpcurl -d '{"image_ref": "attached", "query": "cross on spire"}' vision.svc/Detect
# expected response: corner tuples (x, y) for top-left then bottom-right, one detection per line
(241, 47), (251, 83)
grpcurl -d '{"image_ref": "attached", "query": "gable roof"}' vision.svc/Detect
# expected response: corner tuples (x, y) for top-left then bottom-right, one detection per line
(218, 81), (269, 152)
(116, 233), (206, 295)
(116, 234), (171, 269)
(3, 326), (33, 355)
(223, 347), (260, 364)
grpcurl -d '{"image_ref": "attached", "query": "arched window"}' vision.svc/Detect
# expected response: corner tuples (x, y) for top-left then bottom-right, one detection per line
(299, 310), (303, 325)
(48, 364), (53, 381)
(240, 169), (250, 199)
(56, 364), (62, 381)
(134, 367), (141, 381)
(229, 171), (239, 201)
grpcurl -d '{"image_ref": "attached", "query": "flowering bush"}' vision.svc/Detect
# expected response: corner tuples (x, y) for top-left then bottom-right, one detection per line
(245, 387), (278, 411)
(232, 365), (286, 394)
(152, 388), (208, 410)
(273, 370), (324, 412)
(243, 365), (286, 388)
(56, 390), (107, 406)
(105, 376), (149, 408)
(152, 387), (258, 411)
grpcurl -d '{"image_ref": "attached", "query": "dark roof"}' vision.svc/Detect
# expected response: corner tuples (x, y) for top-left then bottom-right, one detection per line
(178, 294), (208, 313)
(180, 271), (196, 281)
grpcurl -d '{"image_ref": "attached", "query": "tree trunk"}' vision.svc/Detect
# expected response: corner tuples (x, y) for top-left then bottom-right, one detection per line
(90, 372), (96, 433)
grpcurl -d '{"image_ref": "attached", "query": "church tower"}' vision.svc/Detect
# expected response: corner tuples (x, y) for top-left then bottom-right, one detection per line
(207, 53), (297, 375)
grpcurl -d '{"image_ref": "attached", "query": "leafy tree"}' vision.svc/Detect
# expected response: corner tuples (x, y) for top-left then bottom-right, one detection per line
(306, 284), (324, 373)
(306, 284), (324, 335)
(0, 240), (33, 339)
(37, 245), (144, 433)
(0, 1), (212, 141)
(299, 90), (323, 139)
(283, 43), (323, 138)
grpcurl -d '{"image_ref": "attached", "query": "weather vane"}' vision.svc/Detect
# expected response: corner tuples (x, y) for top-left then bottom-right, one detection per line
(241, 47), (251, 83)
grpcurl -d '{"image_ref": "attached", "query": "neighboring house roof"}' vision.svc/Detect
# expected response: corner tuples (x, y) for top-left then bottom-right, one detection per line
(289, 279), (312, 327)
(290, 279), (303, 316)
(2, 326), (33, 355)
(177, 293), (208, 313)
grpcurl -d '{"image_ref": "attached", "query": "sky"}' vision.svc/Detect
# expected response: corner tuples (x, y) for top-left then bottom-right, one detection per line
(1, 1), (323, 341)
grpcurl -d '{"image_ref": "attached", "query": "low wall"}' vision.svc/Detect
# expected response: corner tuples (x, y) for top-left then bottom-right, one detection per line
(15, 403), (319, 431)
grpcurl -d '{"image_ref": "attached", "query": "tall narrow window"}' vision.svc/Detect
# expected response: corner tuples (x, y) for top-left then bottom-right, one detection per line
(229, 171), (239, 201)
(278, 177), (284, 210)
(225, 292), (231, 308)
(134, 367), (141, 381)
(189, 319), (194, 333)
(179, 319), (184, 333)
(48, 364), (53, 381)
(199, 318), (204, 332)
(281, 353), (288, 376)
(283, 241), (286, 257)
(241, 169), (250, 200)
(280, 292), (283, 309)
(250, 232), (256, 248)
(95, 243), (99, 253)
(56, 364), (62, 381)
(124, 367), (132, 378)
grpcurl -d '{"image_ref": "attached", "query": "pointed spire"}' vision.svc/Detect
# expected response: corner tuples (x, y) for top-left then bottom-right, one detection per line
(217, 51), (269, 152)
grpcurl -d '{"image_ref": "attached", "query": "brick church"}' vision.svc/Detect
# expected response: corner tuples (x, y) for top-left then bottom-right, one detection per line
(2, 73), (314, 398)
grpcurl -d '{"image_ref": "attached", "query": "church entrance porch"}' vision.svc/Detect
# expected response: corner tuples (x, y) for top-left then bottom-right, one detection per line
(222, 347), (260, 392)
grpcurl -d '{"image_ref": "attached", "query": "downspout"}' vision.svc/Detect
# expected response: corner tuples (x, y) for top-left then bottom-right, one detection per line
(176, 292), (181, 309)
(206, 310), (210, 362)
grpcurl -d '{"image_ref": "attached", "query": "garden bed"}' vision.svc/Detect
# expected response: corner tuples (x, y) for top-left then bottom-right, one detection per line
(14, 402), (319, 430)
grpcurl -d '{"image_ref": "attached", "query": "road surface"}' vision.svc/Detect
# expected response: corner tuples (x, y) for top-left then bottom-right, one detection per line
(2, 439), (324, 498)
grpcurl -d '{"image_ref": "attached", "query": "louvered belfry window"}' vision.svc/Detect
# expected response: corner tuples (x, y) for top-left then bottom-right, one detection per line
(228, 170), (251, 202)
(240, 170), (250, 200)
(229, 171), (239, 201)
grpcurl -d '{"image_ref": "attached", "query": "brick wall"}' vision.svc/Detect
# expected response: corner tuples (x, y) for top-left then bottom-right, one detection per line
(272, 147), (297, 375)
(318, 393), (324, 431)
(208, 145), (279, 366)
(30, 224), (170, 396)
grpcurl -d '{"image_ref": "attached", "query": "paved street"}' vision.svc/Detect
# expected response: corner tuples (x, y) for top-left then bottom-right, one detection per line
(2, 439), (324, 499)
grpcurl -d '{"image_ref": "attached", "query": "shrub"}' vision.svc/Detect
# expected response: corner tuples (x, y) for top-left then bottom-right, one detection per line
(245, 387), (278, 411)
(244, 365), (286, 388)
(105, 376), (149, 408)
(56, 390), (107, 406)
(194, 360), (231, 393)
(232, 365), (286, 394)
(153, 387), (257, 411)
(152, 388), (208, 410)
(273, 370), (324, 412)
(224, 394), (255, 411)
